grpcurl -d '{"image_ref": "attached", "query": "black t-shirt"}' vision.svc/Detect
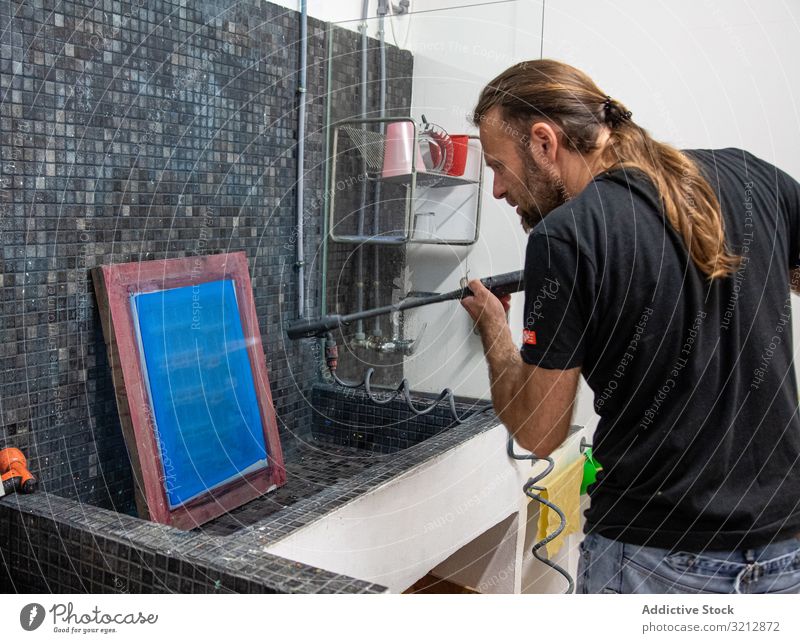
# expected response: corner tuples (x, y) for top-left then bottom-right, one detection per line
(521, 147), (800, 551)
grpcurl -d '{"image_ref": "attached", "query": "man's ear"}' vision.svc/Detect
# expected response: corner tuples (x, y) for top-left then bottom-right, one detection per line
(527, 121), (559, 166)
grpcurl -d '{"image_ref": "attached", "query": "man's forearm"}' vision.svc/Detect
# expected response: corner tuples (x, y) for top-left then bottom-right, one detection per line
(477, 316), (574, 458)
(462, 279), (577, 458)
(477, 316), (532, 437)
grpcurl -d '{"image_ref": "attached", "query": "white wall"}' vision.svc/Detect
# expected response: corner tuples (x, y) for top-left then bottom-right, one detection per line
(400, 0), (800, 434)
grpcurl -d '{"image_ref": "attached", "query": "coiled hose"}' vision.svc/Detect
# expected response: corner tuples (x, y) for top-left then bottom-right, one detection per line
(507, 436), (574, 594)
(324, 333), (491, 423)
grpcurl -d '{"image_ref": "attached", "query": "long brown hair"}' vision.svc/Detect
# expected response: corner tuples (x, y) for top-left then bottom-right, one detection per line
(472, 60), (739, 279)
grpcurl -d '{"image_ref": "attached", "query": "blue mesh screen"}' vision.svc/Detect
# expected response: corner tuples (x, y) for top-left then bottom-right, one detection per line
(131, 279), (268, 509)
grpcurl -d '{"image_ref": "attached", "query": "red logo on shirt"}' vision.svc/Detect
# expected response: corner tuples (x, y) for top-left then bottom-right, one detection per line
(523, 329), (537, 345)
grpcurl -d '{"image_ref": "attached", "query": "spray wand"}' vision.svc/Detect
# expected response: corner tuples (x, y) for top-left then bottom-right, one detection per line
(286, 270), (525, 424)
(285, 270), (524, 422)
(286, 270), (524, 340)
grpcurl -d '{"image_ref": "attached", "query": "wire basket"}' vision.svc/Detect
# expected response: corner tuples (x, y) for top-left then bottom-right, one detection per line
(338, 124), (387, 174)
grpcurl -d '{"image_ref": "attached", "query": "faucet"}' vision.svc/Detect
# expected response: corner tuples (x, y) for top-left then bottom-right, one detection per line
(350, 307), (424, 355)
(366, 310), (423, 355)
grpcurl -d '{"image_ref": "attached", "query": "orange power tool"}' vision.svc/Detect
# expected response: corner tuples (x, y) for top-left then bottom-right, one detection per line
(0, 448), (37, 497)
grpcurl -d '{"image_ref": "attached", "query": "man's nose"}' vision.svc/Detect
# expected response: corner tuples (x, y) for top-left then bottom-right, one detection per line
(492, 174), (506, 200)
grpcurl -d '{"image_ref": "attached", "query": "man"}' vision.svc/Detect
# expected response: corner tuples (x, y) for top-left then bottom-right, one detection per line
(460, 59), (800, 594)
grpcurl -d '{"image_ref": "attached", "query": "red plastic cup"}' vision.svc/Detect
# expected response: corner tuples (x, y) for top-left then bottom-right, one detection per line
(447, 135), (470, 176)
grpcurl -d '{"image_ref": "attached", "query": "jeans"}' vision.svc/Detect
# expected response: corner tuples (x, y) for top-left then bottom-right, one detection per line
(577, 532), (800, 594)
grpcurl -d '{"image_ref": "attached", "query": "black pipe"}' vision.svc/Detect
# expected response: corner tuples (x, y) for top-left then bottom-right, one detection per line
(287, 270), (523, 339)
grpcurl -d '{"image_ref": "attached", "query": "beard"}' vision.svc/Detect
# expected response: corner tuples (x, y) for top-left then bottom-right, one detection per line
(516, 151), (570, 232)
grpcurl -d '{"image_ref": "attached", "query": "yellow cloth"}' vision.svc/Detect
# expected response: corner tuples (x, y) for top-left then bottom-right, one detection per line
(535, 456), (584, 557)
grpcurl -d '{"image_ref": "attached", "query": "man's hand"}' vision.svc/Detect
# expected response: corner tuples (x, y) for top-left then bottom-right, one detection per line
(460, 279), (510, 335)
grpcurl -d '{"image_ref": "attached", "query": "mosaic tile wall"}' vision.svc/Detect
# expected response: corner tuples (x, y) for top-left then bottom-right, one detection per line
(0, 0), (414, 512)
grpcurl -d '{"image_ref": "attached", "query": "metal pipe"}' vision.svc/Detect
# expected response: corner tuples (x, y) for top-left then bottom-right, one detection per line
(371, 0), (389, 337)
(355, 0), (371, 341)
(321, 25), (334, 317)
(296, 0), (308, 319)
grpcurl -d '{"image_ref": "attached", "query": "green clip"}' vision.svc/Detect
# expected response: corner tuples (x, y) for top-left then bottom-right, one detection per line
(581, 447), (602, 495)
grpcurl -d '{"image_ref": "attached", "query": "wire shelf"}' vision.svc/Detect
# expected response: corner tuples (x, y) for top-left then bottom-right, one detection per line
(328, 117), (484, 246)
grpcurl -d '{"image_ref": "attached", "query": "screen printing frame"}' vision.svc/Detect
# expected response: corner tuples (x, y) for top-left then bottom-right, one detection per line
(92, 252), (286, 529)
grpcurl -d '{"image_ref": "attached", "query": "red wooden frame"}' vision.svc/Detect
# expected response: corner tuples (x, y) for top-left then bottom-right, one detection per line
(92, 252), (286, 529)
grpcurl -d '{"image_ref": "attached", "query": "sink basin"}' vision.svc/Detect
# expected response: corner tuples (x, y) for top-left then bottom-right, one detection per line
(0, 383), (495, 593)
